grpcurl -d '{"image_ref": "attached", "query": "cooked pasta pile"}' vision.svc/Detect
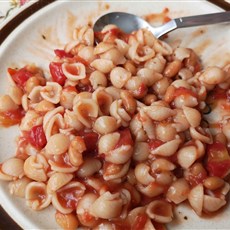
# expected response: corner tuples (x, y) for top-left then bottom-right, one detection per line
(0, 24), (230, 229)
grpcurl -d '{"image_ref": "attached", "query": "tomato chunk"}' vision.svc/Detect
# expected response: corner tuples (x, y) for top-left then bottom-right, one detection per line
(8, 67), (33, 88)
(0, 107), (25, 127)
(148, 139), (164, 151)
(28, 125), (47, 149)
(206, 142), (230, 178)
(77, 131), (99, 155)
(54, 49), (73, 58)
(49, 62), (67, 86)
(115, 128), (134, 148)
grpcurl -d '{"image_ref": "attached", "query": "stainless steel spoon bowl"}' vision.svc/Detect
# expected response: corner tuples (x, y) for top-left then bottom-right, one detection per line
(93, 11), (230, 38)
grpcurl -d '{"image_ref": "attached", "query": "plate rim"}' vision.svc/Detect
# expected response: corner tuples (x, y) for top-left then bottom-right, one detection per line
(0, 0), (230, 229)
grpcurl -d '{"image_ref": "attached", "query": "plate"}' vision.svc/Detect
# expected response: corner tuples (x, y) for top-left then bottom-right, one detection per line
(0, 0), (230, 229)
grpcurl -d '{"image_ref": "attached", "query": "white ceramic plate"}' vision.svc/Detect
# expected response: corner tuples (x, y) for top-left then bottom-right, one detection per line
(0, 0), (230, 229)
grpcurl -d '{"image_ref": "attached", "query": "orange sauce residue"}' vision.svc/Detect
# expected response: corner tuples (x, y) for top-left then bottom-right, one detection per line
(143, 8), (171, 25)
(194, 39), (212, 56)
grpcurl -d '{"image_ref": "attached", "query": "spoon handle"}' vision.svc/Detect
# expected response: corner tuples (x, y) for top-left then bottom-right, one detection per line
(174, 11), (230, 28)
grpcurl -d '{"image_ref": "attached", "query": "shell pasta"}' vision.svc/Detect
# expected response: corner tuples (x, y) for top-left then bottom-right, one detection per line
(0, 23), (230, 230)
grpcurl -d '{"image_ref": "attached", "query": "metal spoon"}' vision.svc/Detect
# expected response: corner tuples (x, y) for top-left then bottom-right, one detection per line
(93, 11), (230, 38)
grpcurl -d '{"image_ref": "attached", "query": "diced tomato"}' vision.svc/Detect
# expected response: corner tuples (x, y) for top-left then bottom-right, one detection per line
(206, 142), (230, 178)
(78, 131), (99, 153)
(115, 128), (134, 148)
(27, 125), (47, 149)
(0, 107), (25, 127)
(8, 67), (33, 88)
(188, 171), (207, 187)
(73, 55), (89, 66)
(207, 161), (230, 178)
(49, 62), (67, 86)
(54, 49), (74, 58)
(148, 139), (164, 151)
(132, 213), (148, 230)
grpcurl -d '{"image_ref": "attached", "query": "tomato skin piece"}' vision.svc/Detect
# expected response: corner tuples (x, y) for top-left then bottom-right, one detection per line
(49, 62), (67, 86)
(54, 49), (73, 58)
(148, 139), (164, 151)
(207, 161), (230, 178)
(115, 128), (134, 148)
(8, 67), (33, 88)
(28, 125), (47, 149)
(206, 142), (230, 178)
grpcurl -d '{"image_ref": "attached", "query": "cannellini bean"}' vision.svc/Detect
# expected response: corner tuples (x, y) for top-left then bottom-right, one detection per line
(146, 200), (173, 223)
(163, 60), (182, 78)
(0, 95), (18, 112)
(203, 177), (225, 190)
(188, 184), (204, 216)
(90, 191), (123, 219)
(199, 67), (225, 85)
(45, 133), (70, 155)
(120, 90), (137, 115)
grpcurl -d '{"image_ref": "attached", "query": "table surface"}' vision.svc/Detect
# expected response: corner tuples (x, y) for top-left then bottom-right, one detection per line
(0, 0), (230, 229)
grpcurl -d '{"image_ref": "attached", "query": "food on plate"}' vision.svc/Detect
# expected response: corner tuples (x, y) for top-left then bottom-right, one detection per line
(0, 22), (230, 229)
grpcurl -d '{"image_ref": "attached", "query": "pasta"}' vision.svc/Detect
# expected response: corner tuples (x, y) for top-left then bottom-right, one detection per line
(0, 20), (230, 230)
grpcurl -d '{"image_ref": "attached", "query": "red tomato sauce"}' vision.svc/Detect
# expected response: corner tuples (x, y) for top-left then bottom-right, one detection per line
(8, 67), (33, 88)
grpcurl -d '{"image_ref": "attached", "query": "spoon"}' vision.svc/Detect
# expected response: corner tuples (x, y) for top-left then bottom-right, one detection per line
(93, 11), (230, 38)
